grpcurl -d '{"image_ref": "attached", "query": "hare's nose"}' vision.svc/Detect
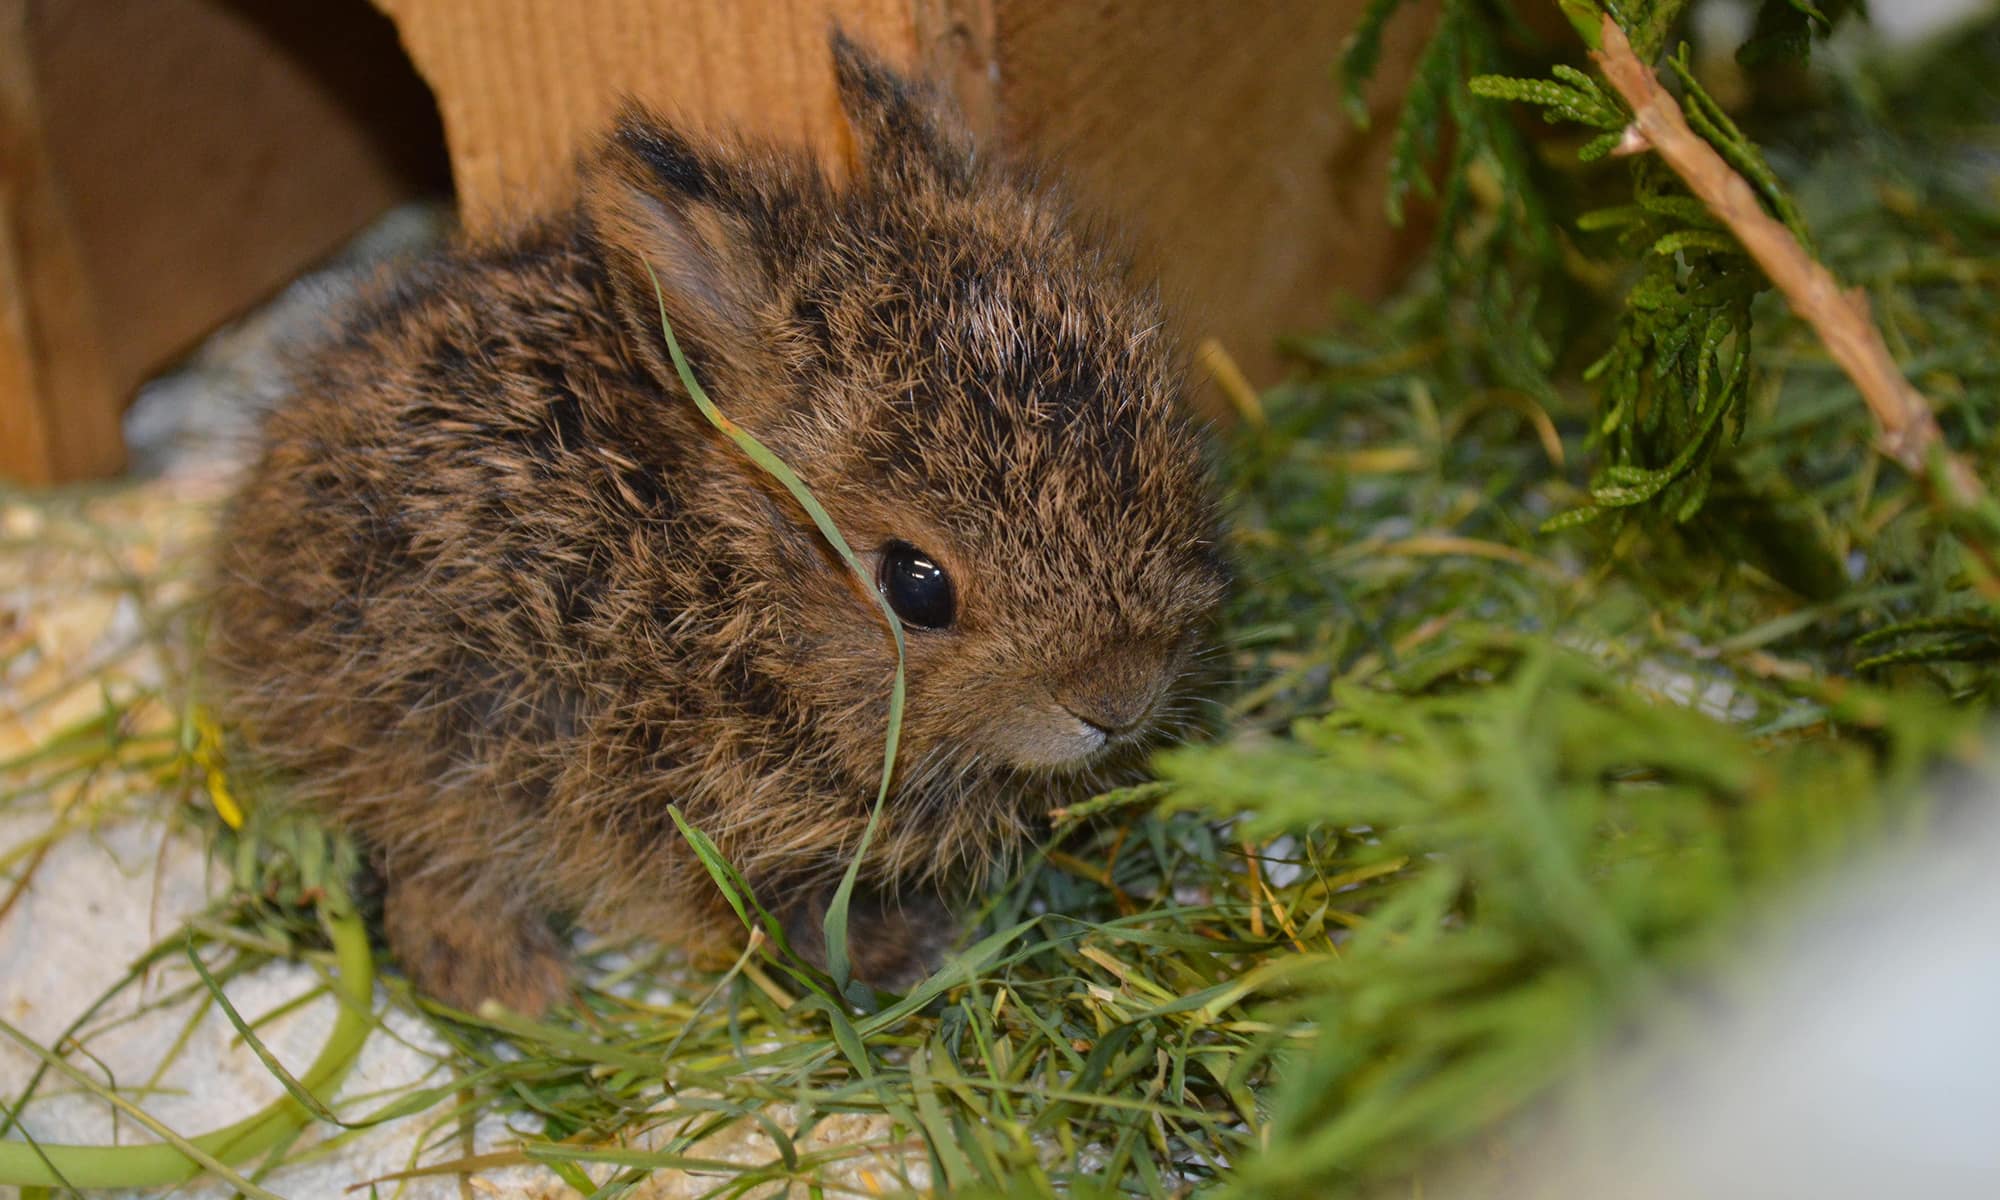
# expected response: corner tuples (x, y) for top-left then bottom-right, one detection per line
(1063, 703), (1142, 739)
(1057, 652), (1168, 739)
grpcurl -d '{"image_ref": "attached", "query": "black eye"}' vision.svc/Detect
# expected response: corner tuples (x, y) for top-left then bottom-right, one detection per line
(878, 541), (955, 630)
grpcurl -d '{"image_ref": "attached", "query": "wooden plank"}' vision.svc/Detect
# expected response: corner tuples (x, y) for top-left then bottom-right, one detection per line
(1, 0), (451, 485)
(373, 0), (947, 229)
(2, 0), (1435, 484)
(992, 0), (1437, 386)
(909, 0), (997, 141)
(0, 0), (119, 485)
(378, 0), (1431, 390)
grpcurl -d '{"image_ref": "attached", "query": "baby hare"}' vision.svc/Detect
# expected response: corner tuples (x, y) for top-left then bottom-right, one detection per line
(210, 34), (1226, 1013)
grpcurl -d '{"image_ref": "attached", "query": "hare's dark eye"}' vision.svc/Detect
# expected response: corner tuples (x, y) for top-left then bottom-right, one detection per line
(878, 541), (955, 630)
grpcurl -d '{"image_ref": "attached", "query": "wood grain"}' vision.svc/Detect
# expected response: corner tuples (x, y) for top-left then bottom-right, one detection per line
(378, 0), (1432, 388)
(374, 0), (937, 228)
(993, 0), (1436, 385)
(0, 0), (118, 485)
(0, 0), (449, 485)
(4, 0), (1434, 484)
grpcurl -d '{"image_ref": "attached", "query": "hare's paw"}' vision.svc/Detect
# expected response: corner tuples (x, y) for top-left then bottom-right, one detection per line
(383, 873), (569, 1016)
(782, 888), (957, 993)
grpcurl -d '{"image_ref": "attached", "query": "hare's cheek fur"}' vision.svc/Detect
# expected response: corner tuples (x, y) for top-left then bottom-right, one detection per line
(982, 703), (1111, 770)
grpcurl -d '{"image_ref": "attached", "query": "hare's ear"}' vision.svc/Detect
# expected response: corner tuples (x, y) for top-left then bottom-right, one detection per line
(829, 29), (973, 189)
(583, 108), (773, 381)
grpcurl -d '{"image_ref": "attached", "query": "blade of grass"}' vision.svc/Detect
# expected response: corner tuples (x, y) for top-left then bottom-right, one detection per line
(0, 903), (375, 1190)
(646, 266), (907, 996)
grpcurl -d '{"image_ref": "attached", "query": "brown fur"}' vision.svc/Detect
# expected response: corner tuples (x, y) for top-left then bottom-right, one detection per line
(208, 34), (1226, 1014)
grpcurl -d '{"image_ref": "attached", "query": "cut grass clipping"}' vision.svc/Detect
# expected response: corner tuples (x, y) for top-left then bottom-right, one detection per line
(646, 262), (909, 999)
(2, 8), (1998, 1197)
(0, 910), (371, 1194)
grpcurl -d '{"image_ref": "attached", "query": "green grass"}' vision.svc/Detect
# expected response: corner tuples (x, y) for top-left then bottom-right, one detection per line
(3, 9), (1998, 1198)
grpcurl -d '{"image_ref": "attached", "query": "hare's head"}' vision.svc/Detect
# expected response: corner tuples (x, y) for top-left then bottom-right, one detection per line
(582, 34), (1226, 855)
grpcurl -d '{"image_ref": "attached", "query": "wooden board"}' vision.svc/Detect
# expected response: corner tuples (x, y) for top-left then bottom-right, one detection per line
(992, 0), (1437, 387)
(371, 0), (969, 229)
(1, 0), (449, 485)
(0, 0), (119, 485)
(374, 0), (1435, 389)
(2, 0), (1434, 485)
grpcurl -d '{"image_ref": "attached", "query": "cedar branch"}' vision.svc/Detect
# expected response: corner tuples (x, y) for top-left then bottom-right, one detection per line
(1589, 15), (1997, 590)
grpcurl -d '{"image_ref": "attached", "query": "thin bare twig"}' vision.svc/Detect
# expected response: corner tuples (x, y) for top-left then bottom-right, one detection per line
(1588, 15), (1998, 591)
